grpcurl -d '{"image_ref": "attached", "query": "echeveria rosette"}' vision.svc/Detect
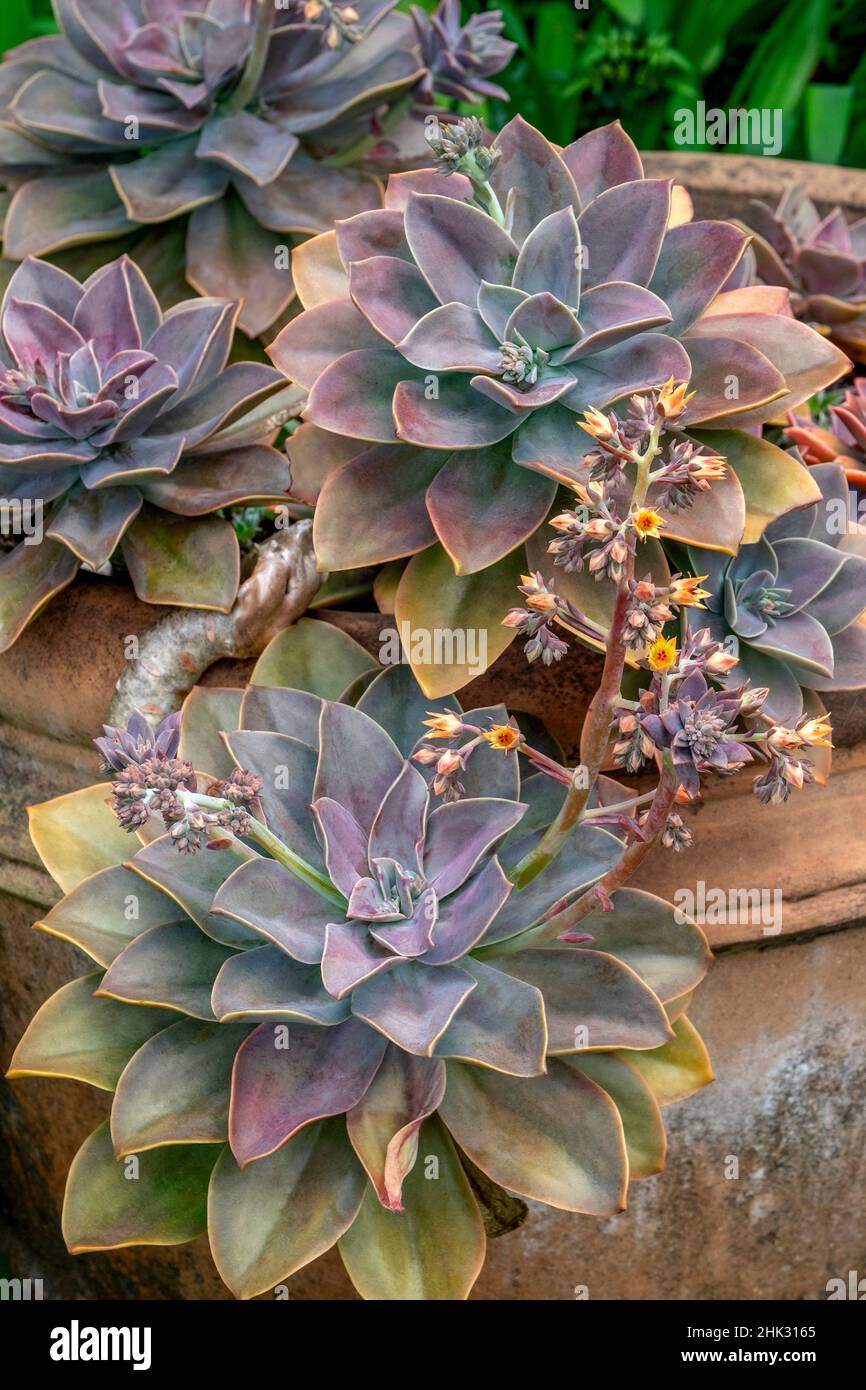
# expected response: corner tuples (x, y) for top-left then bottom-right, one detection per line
(0, 253), (292, 650)
(786, 377), (866, 491)
(10, 619), (712, 1301)
(270, 116), (847, 694)
(0, 1), (513, 337)
(740, 186), (866, 363)
(686, 464), (866, 725)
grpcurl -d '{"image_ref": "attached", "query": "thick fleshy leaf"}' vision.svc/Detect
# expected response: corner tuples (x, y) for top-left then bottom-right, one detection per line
(395, 542), (523, 696)
(213, 945), (350, 1025)
(121, 507), (240, 611)
(313, 443), (443, 568)
(350, 256), (438, 344)
(649, 221), (749, 335)
(314, 700), (404, 837)
(490, 115), (580, 245)
(304, 347), (406, 442)
(396, 301), (500, 372)
(346, 1046), (446, 1209)
(483, 825), (623, 944)
(250, 616), (374, 699)
(178, 686), (242, 780)
(111, 137), (228, 222)
(311, 797), (368, 899)
(564, 331), (691, 413)
(188, 196), (297, 338)
(229, 1017), (387, 1165)
(574, 889), (711, 1003)
(426, 438), (556, 575)
(63, 1122), (219, 1253)
(561, 121), (643, 203)
(351, 960), (476, 1056)
(128, 834), (260, 948)
(404, 192), (517, 307)
(691, 429), (821, 546)
(513, 207), (581, 304)
(557, 281), (671, 360)
(292, 229), (348, 308)
(141, 445), (290, 516)
(8, 973), (173, 1091)
(424, 857), (511, 965)
(223, 729), (323, 870)
(564, 1053), (666, 1180)
(505, 291), (582, 351)
(750, 610), (835, 677)
(578, 179), (671, 290)
(212, 858), (335, 965)
(393, 374), (519, 450)
(433, 958), (546, 1076)
(423, 798), (526, 897)
(28, 783), (132, 893)
(369, 762), (429, 873)
(111, 1019), (250, 1156)
(616, 1016), (713, 1105)
(4, 170), (135, 258)
(196, 111), (297, 186)
(0, 535), (79, 653)
(320, 919), (401, 999)
(239, 684), (323, 747)
(355, 665), (454, 757)
(496, 948), (672, 1053)
(34, 863), (185, 967)
(209, 1116), (366, 1299)
(339, 1114), (485, 1300)
(440, 1059), (627, 1213)
(268, 296), (383, 389)
(97, 921), (235, 1020)
(45, 484), (142, 569)
(336, 207), (412, 268)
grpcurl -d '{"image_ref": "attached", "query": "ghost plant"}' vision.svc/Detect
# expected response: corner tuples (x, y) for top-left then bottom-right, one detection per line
(0, 254), (298, 651)
(270, 115), (847, 694)
(739, 186), (866, 364)
(0, 0), (514, 337)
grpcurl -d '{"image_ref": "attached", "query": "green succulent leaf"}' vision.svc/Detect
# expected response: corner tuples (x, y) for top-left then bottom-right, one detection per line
(128, 834), (262, 948)
(691, 429), (822, 545)
(178, 686), (243, 780)
(0, 538), (80, 654)
(35, 863), (186, 967)
(29, 784), (134, 893)
(97, 922), (237, 1020)
(615, 1016), (714, 1105)
(339, 1115), (486, 1301)
(250, 617), (376, 699)
(121, 507), (240, 611)
(572, 889), (712, 1004)
(63, 1122), (220, 1253)
(563, 1052), (666, 1180)
(355, 664), (456, 756)
(209, 1117), (366, 1300)
(8, 974), (175, 1092)
(439, 1058), (628, 1214)
(111, 1019), (252, 1157)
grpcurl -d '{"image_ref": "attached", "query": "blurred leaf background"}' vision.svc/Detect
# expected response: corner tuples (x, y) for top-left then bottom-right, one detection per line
(2, 2), (863, 165)
(404, 0), (866, 165)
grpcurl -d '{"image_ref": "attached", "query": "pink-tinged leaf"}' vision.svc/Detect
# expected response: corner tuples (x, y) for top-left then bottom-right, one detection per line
(404, 192), (517, 306)
(434, 958), (546, 1076)
(305, 347), (408, 442)
(573, 888), (711, 1003)
(96, 920), (235, 1020)
(496, 948), (673, 1053)
(369, 888), (438, 958)
(141, 444), (289, 515)
(426, 437), (556, 574)
(393, 375), (520, 448)
(648, 221), (749, 335)
(477, 280), (528, 338)
(321, 919), (401, 999)
(423, 857), (512, 965)
(195, 111), (297, 186)
(228, 1016), (387, 1165)
(268, 298), (383, 389)
(177, 686), (242, 782)
(350, 256), (438, 344)
(369, 761), (429, 873)
(74, 254), (160, 356)
(126, 833), (261, 950)
(212, 945), (350, 1025)
(396, 302), (500, 372)
(315, 701), (405, 837)
(188, 195), (296, 339)
(286, 421), (367, 503)
(561, 121), (643, 203)
(313, 442), (444, 569)
(222, 729), (323, 870)
(681, 335), (787, 424)
(34, 862), (184, 968)
(423, 798), (526, 896)
(577, 180), (672, 290)
(505, 292), (581, 352)
(346, 1047), (446, 1210)
(209, 1117), (366, 1299)
(490, 115), (581, 245)
(471, 371), (576, 413)
(350, 960), (476, 1055)
(239, 684), (323, 746)
(311, 797), (368, 899)
(512, 403), (596, 486)
(385, 169), (474, 210)
(211, 858), (333, 965)
(336, 207), (412, 266)
(565, 332), (691, 413)
(5, 295), (84, 373)
(440, 1058), (628, 1213)
(513, 207), (581, 304)
(557, 281), (671, 361)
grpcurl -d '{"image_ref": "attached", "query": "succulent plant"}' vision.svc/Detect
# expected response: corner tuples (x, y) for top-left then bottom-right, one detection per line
(11, 620), (713, 1300)
(785, 377), (866, 491)
(685, 463), (866, 724)
(270, 115), (847, 694)
(740, 186), (866, 362)
(410, 0), (515, 103)
(0, 253), (294, 650)
(0, 1), (513, 337)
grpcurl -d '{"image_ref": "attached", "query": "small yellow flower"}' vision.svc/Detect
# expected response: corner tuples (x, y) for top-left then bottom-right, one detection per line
(482, 723), (522, 753)
(422, 711), (463, 739)
(691, 452), (727, 482)
(634, 508), (666, 539)
(656, 377), (696, 421)
(799, 715), (833, 748)
(647, 634), (679, 672)
(668, 574), (712, 608)
(579, 406), (616, 441)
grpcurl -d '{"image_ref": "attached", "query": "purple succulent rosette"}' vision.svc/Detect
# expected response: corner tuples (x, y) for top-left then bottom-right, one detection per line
(687, 463), (866, 724)
(0, 1), (513, 336)
(270, 117), (848, 693)
(786, 376), (866, 491)
(411, 0), (515, 103)
(0, 253), (292, 649)
(740, 186), (866, 362)
(12, 626), (712, 1300)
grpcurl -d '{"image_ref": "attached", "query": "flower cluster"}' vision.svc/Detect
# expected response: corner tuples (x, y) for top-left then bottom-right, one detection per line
(754, 716), (833, 805)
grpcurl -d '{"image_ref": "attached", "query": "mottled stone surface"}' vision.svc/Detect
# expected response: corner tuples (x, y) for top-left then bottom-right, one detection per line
(3, 882), (864, 1302)
(642, 151), (866, 220)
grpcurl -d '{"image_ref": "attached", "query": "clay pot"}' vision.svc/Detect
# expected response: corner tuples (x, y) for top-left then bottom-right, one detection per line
(2, 153), (866, 1301)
